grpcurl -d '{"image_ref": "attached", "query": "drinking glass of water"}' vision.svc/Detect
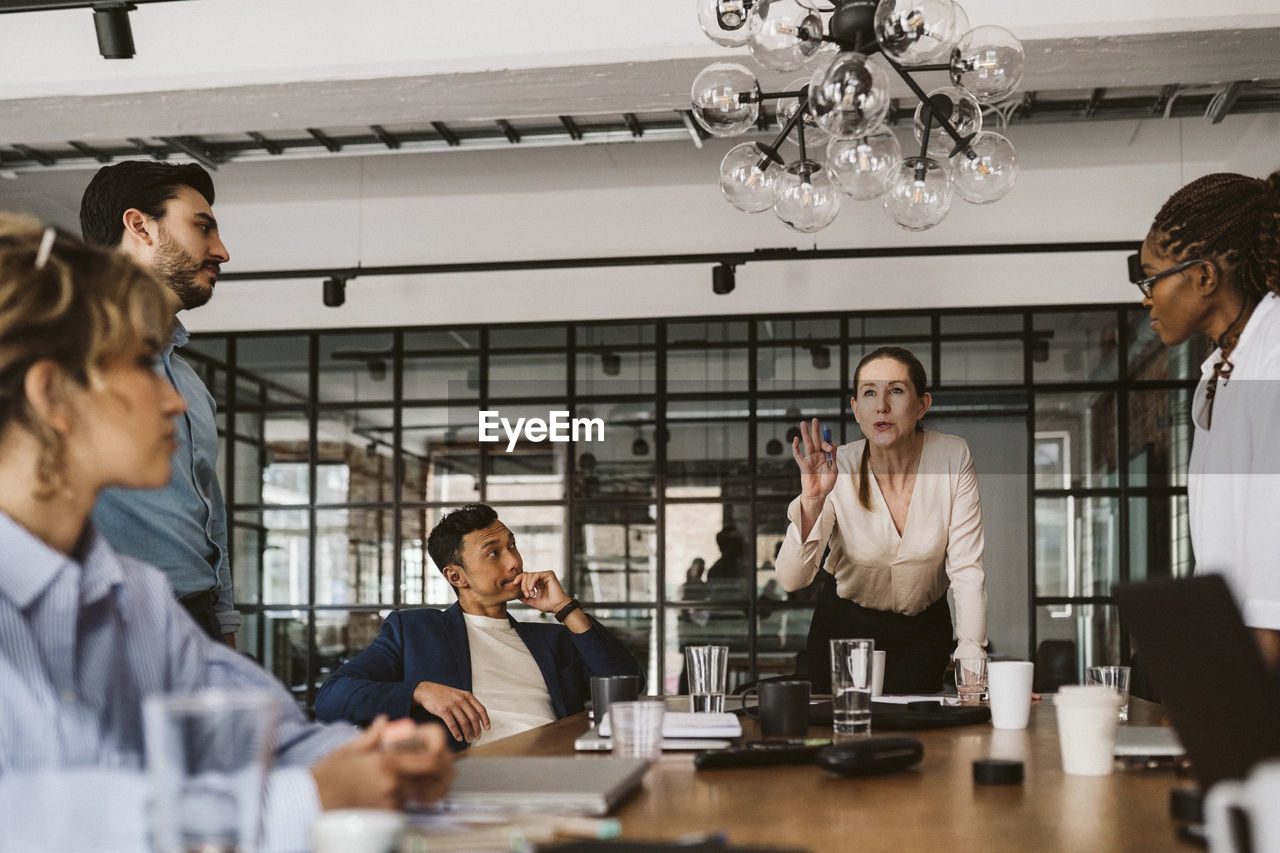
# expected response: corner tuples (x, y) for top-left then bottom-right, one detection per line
(830, 638), (874, 735)
(685, 645), (729, 713)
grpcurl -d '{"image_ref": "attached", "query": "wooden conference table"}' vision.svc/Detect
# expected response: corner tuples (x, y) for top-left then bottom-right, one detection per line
(466, 697), (1192, 852)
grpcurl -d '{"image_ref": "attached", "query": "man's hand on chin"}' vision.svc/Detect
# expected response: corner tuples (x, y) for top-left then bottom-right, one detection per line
(516, 570), (570, 613)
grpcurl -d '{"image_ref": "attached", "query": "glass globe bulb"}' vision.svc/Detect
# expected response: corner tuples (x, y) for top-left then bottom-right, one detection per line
(747, 0), (825, 72)
(874, 0), (965, 64)
(912, 85), (982, 145)
(773, 160), (841, 233)
(884, 156), (953, 231)
(696, 0), (753, 47)
(827, 129), (903, 200)
(691, 62), (761, 137)
(720, 142), (780, 212)
(950, 25), (1025, 103)
(953, 131), (1018, 204)
(810, 52), (891, 140)
(776, 77), (829, 148)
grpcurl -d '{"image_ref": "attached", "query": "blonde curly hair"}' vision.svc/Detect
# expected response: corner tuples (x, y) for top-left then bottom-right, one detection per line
(0, 212), (173, 497)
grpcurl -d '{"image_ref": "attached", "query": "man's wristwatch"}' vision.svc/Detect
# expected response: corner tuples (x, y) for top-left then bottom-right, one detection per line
(553, 598), (583, 623)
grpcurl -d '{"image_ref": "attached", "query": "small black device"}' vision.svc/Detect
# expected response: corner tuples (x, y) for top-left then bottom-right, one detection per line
(694, 738), (832, 769)
(815, 736), (924, 777)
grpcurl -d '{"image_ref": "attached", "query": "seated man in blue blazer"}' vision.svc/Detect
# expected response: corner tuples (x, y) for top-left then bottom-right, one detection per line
(316, 503), (642, 749)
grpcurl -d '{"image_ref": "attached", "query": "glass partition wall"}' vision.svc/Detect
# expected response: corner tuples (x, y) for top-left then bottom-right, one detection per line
(183, 305), (1205, 709)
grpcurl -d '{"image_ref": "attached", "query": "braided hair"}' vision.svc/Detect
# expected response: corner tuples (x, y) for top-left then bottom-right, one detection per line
(1149, 169), (1280, 303)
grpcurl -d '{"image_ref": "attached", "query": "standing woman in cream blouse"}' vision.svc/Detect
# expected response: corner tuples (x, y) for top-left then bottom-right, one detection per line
(775, 346), (988, 693)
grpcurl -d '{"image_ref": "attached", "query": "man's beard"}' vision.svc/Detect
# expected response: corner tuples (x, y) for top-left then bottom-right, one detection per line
(153, 230), (213, 310)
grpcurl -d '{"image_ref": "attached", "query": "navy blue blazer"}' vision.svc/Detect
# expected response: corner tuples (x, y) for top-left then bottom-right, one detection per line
(314, 602), (643, 749)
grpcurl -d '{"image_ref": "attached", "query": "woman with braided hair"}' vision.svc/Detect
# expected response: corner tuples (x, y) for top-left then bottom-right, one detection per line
(1134, 168), (1280, 669)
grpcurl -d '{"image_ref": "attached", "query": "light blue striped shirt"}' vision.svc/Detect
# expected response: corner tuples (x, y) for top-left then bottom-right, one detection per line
(92, 319), (239, 634)
(0, 512), (356, 851)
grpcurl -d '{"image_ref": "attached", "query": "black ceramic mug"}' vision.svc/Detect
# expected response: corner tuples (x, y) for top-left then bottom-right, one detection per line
(741, 679), (811, 737)
(589, 674), (642, 729)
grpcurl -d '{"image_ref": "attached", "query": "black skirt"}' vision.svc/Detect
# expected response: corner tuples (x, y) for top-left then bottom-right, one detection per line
(805, 575), (954, 694)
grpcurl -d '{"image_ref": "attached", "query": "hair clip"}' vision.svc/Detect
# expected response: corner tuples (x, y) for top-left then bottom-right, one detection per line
(34, 226), (56, 270)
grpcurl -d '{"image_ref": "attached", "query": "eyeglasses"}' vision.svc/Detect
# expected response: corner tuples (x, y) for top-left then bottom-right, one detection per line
(1127, 253), (1209, 298)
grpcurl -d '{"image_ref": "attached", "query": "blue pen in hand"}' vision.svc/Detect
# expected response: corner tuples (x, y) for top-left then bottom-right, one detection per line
(821, 426), (834, 469)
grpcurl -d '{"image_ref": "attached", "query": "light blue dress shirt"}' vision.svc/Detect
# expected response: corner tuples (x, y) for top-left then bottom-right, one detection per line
(92, 318), (239, 635)
(0, 512), (356, 851)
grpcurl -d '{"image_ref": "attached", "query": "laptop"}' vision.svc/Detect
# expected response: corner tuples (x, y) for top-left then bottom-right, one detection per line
(434, 756), (648, 816)
(1115, 574), (1280, 788)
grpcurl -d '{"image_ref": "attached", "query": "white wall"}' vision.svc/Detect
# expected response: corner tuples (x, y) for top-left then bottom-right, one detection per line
(7, 111), (1276, 332)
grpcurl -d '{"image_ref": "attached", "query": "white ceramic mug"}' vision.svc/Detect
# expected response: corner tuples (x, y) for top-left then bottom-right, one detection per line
(1206, 760), (1280, 852)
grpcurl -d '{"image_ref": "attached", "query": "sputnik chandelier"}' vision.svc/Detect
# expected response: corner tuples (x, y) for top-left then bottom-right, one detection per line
(692, 0), (1025, 232)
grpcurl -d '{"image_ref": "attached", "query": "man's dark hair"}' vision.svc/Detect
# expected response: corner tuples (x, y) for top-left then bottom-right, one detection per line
(427, 503), (499, 575)
(79, 161), (216, 248)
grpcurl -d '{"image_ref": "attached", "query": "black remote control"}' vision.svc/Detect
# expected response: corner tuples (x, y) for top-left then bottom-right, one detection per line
(694, 739), (832, 769)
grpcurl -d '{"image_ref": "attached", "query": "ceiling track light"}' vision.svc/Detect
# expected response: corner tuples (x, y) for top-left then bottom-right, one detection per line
(713, 262), (736, 295)
(694, 0), (1024, 232)
(323, 275), (347, 307)
(92, 2), (135, 59)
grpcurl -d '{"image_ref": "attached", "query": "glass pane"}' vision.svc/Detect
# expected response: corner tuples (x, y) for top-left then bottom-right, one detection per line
(262, 610), (310, 705)
(572, 505), (657, 604)
(576, 323), (655, 347)
(262, 412), (311, 506)
(1128, 495), (1192, 583)
(665, 503), (751, 601)
(663, 608), (750, 694)
(236, 335), (310, 405)
(402, 406), (480, 503)
(404, 329), (479, 352)
(402, 354), (480, 401)
(314, 610), (386, 686)
(500, 506), (566, 588)
(1127, 389), (1192, 487)
(668, 320), (748, 344)
(757, 395), (845, 422)
(575, 350), (655, 396)
(489, 352), (566, 397)
(1034, 497), (1119, 598)
(316, 508), (395, 606)
(488, 324), (567, 349)
(401, 507), (454, 606)
(1032, 311), (1120, 383)
(315, 408), (396, 503)
(1126, 308), (1212, 380)
(592, 609), (655, 695)
(755, 424), (802, 499)
(758, 345), (841, 392)
(939, 339), (1024, 385)
(318, 332), (395, 403)
(753, 504), (791, 599)
(756, 606), (812, 677)
(232, 436), (266, 504)
(756, 318), (840, 341)
(482, 402), (569, 501)
(262, 505), (311, 604)
(230, 511), (263, 606)
(849, 342), (933, 380)
(239, 611), (262, 666)
(665, 400), (750, 499)
(1034, 392), (1118, 489)
(850, 315), (931, 338)
(1034, 604), (1119, 687)
(666, 348), (750, 394)
(941, 313), (1022, 334)
(573, 402), (655, 500)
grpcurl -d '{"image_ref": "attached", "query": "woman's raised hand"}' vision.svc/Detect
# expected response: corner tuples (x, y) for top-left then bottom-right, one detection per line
(792, 417), (838, 503)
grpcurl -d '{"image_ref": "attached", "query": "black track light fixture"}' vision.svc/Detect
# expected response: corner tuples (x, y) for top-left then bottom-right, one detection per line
(810, 344), (831, 370)
(601, 352), (622, 376)
(323, 276), (347, 307)
(92, 3), (135, 59)
(712, 263), (736, 295)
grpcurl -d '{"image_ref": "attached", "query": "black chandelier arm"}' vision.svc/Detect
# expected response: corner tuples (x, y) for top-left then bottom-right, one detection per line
(754, 85), (812, 169)
(879, 51), (975, 161)
(755, 89), (807, 101)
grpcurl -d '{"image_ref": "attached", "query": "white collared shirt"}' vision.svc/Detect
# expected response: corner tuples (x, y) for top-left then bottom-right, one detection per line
(1188, 292), (1280, 629)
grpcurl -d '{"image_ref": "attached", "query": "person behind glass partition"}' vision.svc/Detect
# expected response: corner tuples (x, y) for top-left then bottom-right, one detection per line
(0, 215), (452, 850)
(1132, 168), (1280, 670)
(775, 346), (988, 693)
